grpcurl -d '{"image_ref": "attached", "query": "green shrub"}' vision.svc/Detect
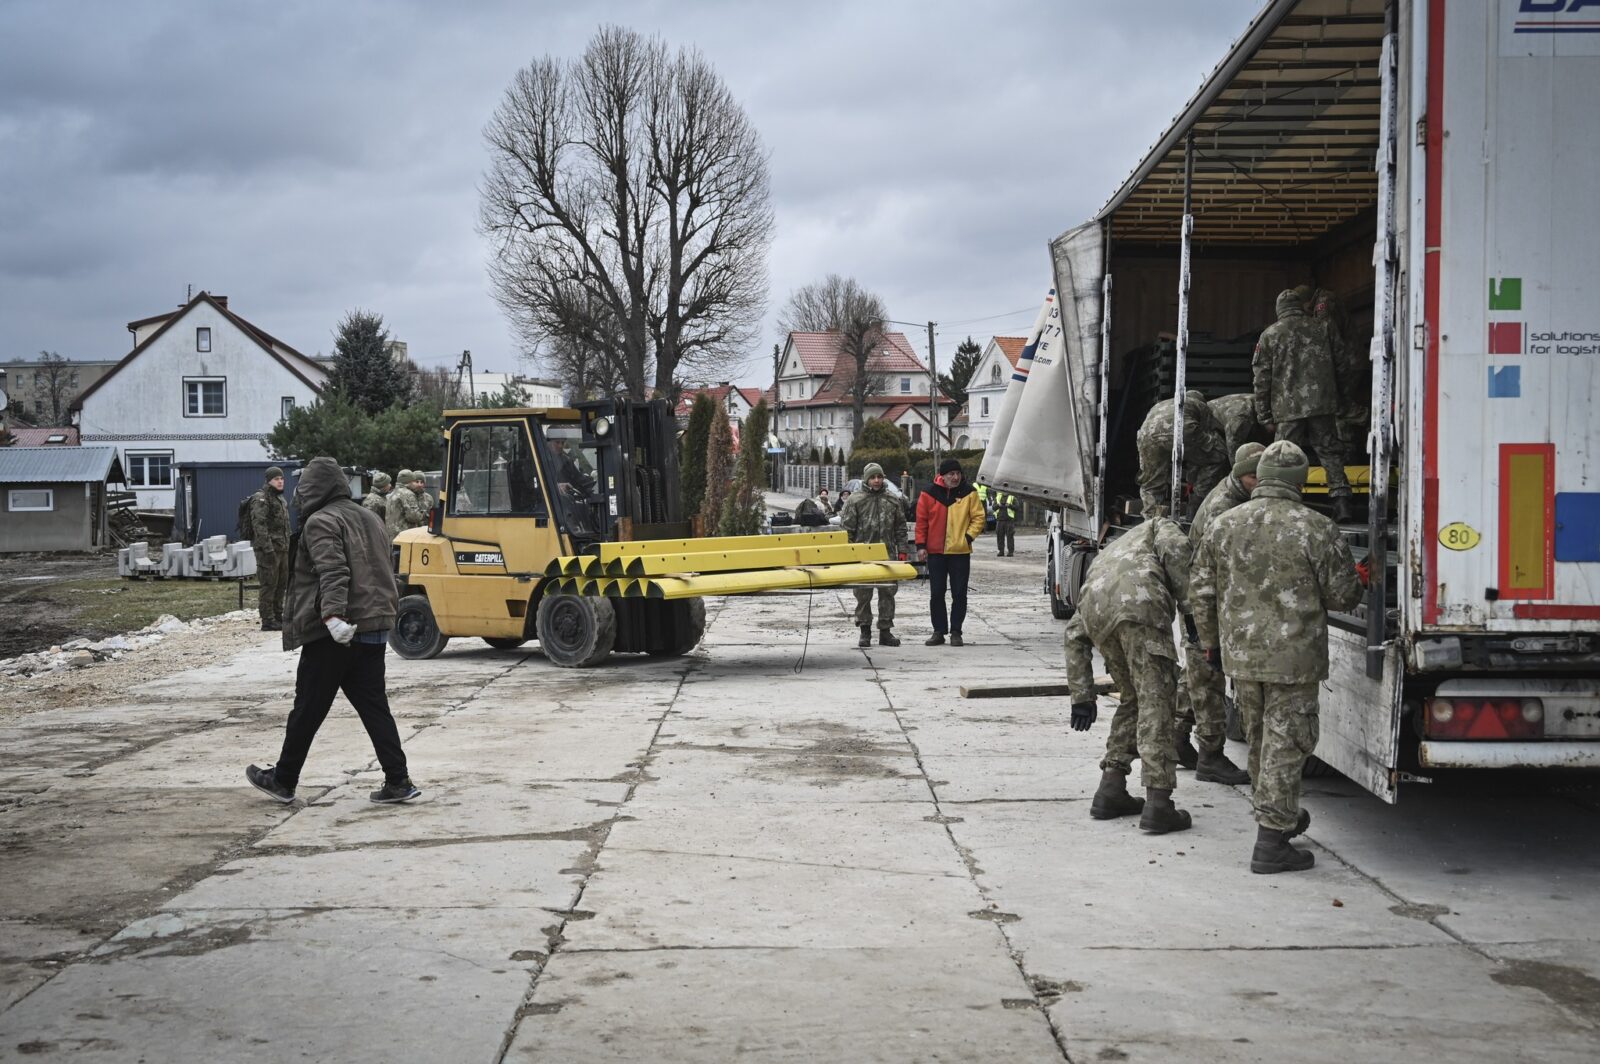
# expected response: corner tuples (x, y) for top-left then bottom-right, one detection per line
(855, 419), (910, 452)
(847, 447), (911, 478)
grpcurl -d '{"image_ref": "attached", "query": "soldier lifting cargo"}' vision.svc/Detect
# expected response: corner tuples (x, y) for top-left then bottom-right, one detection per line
(1134, 390), (1229, 520)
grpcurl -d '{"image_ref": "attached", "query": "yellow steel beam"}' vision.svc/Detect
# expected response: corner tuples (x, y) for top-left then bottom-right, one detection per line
(636, 562), (918, 600)
(607, 542), (888, 577)
(596, 531), (845, 559)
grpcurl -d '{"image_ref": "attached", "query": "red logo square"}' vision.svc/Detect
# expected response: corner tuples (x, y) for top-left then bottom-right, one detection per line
(1489, 321), (1523, 355)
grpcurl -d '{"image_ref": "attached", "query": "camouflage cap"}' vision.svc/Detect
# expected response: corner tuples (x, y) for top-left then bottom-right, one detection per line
(397, 469), (414, 484)
(1185, 389), (1207, 406)
(1277, 288), (1308, 316)
(264, 466), (284, 481)
(371, 472), (392, 489)
(1257, 440), (1309, 488)
(1232, 442), (1266, 478)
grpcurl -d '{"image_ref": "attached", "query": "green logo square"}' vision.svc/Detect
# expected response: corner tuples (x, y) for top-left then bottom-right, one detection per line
(1489, 277), (1522, 311)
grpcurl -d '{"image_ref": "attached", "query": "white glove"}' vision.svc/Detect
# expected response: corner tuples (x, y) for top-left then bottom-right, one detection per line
(325, 617), (356, 645)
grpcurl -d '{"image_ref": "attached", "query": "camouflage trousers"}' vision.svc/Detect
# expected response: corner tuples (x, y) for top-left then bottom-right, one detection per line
(1277, 415), (1350, 497)
(1135, 426), (1178, 518)
(1234, 680), (1320, 831)
(853, 584), (898, 630)
(1096, 622), (1178, 791)
(1179, 642), (1229, 752)
(256, 549), (288, 625)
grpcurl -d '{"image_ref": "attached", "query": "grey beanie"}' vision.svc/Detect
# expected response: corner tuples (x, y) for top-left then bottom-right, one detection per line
(1232, 442), (1266, 479)
(862, 462), (885, 481)
(264, 466), (284, 480)
(1256, 440), (1309, 489)
(371, 472), (392, 489)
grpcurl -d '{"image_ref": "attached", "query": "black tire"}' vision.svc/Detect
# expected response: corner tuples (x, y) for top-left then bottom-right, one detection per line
(648, 598), (707, 657)
(536, 593), (616, 668)
(1046, 546), (1071, 620)
(483, 637), (527, 650)
(391, 594), (449, 660)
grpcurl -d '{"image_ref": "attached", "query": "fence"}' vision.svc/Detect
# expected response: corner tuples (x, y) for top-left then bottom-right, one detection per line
(782, 463), (849, 497)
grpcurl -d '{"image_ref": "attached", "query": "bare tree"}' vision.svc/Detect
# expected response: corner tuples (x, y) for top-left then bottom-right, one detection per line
(778, 275), (888, 441)
(409, 363), (463, 409)
(33, 352), (76, 426)
(542, 335), (628, 402)
(481, 26), (774, 400)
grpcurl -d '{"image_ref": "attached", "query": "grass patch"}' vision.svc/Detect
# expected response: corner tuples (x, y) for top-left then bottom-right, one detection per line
(58, 578), (246, 632)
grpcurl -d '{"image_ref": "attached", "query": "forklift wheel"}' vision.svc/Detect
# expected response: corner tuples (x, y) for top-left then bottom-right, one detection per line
(648, 599), (707, 657)
(536, 594), (616, 668)
(391, 594), (449, 660)
(483, 637), (527, 650)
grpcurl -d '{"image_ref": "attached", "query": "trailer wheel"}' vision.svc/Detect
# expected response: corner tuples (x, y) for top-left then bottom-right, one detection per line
(1046, 548), (1071, 620)
(391, 594), (449, 660)
(649, 599), (707, 657)
(536, 594), (616, 668)
(483, 637), (527, 650)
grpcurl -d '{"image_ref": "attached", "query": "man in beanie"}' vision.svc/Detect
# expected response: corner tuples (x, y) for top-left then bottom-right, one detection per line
(1135, 390), (1230, 519)
(914, 458), (986, 646)
(1254, 289), (1357, 524)
(840, 462), (907, 648)
(386, 470), (428, 537)
(363, 471), (393, 519)
(1191, 440), (1364, 873)
(1175, 441), (1266, 787)
(247, 456), (421, 806)
(248, 466), (290, 631)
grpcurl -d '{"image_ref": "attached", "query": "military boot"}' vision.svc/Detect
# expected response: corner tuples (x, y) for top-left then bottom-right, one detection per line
(1175, 727), (1199, 771)
(858, 625), (872, 648)
(1089, 769), (1145, 820)
(878, 629), (901, 647)
(1285, 808), (1311, 839)
(1194, 745), (1251, 785)
(1250, 824), (1315, 874)
(1331, 494), (1357, 525)
(1139, 787), (1192, 834)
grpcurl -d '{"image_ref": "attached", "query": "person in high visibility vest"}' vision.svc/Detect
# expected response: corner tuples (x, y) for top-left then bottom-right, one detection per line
(993, 490), (1017, 557)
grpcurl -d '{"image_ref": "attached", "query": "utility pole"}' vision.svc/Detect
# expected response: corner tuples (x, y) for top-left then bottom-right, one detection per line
(456, 349), (474, 407)
(927, 321), (940, 461)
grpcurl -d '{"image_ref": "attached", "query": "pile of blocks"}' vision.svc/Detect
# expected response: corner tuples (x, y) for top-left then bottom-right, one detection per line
(118, 536), (256, 580)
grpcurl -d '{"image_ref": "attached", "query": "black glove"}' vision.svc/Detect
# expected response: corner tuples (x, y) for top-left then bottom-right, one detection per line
(1182, 613), (1199, 645)
(1202, 647), (1223, 672)
(1070, 701), (1098, 731)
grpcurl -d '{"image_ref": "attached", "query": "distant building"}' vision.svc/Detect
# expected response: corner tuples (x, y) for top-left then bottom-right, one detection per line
(72, 292), (327, 509)
(463, 373), (565, 408)
(964, 335), (1027, 448)
(0, 357), (120, 426)
(0, 446), (125, 553)
(773, 331), (956, 455)
(674, 383), (765, 427)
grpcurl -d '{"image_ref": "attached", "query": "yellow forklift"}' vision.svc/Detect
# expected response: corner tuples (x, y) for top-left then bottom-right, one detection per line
(389, 400), (916, 667)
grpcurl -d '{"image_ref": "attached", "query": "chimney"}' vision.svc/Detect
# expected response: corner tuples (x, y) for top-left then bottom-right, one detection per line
(213, 295), (229, 309)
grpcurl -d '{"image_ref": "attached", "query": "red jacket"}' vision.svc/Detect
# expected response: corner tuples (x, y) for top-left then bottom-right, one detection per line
(915, 476), (986, 555)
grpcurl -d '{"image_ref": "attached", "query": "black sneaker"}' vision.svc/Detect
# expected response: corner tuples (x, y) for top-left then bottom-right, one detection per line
(246, 764), (295, 804)
(370, 778), (422, 804)
(950, 633), (964, 647)
(924, 633), (946, 646)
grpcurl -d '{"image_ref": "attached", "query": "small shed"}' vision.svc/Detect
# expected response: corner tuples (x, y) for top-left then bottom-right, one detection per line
(0, 446), (125, 553)
(172, 461), (303, 545)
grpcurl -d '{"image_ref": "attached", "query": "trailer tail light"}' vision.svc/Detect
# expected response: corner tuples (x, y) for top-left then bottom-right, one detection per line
(1424, 697), (1545, 739)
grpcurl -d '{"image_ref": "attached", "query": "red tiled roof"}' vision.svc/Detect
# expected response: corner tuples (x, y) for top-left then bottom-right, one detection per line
(5, 426), (80, 446)
(786, 331), (928, 376)
(676, 383), (768, 417)
(995, 336), (1027, 368)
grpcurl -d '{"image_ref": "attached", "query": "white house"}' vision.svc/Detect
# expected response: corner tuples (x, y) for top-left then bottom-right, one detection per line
(773, 331), (956, 455)
(674, 383), (766, 428)
(72, 292), (327, 508)
(466, 372), (565, 408)
(963, 335), (1027, 449)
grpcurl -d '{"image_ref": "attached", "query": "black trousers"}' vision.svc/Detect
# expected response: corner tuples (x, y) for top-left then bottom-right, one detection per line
(927, 552), (971, 636)
(275, 637), (408, 789)
(995, 519), (1015, 555)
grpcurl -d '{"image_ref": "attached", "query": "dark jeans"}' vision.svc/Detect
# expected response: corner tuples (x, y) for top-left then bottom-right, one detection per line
(275, 637), (408, 789)
(995, 519), (1015, 555)
(927, 552), (971, 636)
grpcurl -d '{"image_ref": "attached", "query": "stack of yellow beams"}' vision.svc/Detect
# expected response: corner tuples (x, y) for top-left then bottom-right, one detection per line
(543, 531), (917, 600)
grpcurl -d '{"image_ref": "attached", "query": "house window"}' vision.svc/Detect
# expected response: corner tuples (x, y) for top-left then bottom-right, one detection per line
(183, 377), (226, 417)
(281, 396), (295, 421)
(8, 489), (54, 512)
(981, 397), (990, 417)
(900, 377), (911, 394)
(196, 327), (211, 352)
(991, 364), (1002, 383)
(910, 423), (923, 444)
(126, 451), (174, 488)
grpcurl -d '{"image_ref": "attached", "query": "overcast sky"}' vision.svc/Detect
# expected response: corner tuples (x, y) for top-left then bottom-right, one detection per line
(0, 0), (1260, 386)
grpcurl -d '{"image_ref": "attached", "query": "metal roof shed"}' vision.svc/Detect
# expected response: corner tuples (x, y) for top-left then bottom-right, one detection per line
(0, 446), (125, 553)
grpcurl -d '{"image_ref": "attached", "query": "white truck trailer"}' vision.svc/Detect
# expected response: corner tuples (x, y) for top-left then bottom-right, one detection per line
(981, 0), (1600, 801)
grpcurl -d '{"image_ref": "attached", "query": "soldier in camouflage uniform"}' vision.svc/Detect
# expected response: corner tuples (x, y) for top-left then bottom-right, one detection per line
(1190, 441), (1365, 873)
(1135, 390), (1230, 519)
(363, 472), (392, 519)
(1063, 517), (1195, 834)
(1208, 392), (1265, 459)
(1176, 442), (1265, 788)
(841, 462), (907, 648)
(1253, 289), (1356, 524)
(249, 466), (291, 631)
(1314, 287), (1370, 462)
(385, 470), (429, 537)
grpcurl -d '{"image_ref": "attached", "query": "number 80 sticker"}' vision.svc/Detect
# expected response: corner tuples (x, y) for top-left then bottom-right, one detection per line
(1439, 522), (1481, 552)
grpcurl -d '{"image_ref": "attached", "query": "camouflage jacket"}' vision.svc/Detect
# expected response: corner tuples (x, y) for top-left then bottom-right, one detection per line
(1075, 518), (1192, 652)
(1190, 482), (1364, 683)
(1063, 611), (1098, 704)
(1208, 393), (1259, 456)
(1253, 291), (1339, 423)
(362, 491), (388, 519)
(1139, 394), (1230, 481)
(248, 486), (290, 553)
(1189, 474), (1251, 546)
(385, 486), (428, 536)
(840, 485), (908, 556)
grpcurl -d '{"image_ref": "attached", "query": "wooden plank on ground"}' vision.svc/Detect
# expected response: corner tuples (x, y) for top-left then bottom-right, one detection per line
(960, 676), (1117, 699)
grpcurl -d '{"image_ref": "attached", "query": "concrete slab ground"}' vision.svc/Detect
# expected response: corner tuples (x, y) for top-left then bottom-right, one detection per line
(3, 547), (1598, 1061)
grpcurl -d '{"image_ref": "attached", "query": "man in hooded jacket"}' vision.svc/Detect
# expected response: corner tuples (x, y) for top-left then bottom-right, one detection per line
(914, 458), (986, 646)
(246, 456), (421, 806)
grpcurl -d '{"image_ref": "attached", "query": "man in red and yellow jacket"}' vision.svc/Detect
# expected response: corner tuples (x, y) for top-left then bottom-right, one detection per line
(915, 458), (987, 646)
